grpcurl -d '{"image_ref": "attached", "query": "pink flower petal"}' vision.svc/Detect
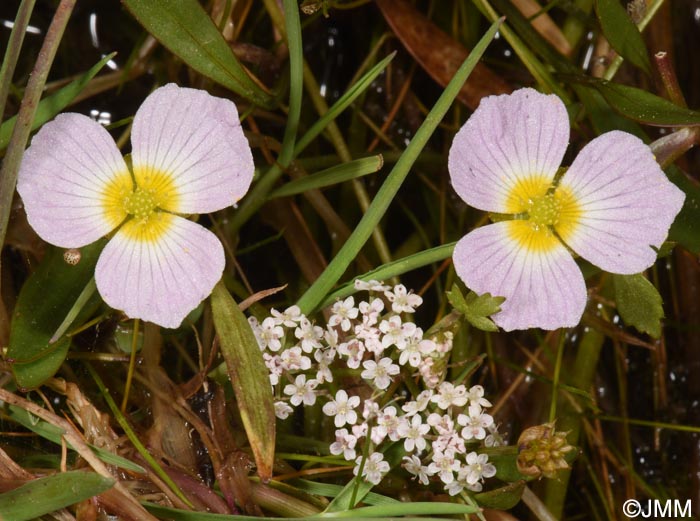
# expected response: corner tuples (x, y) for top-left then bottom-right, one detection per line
(130, 84), (254, 214)
(95, 213), (225, 328)
(556, 131), (685, 274)
(17, 114), (131, 248)
(453, 221), (587, 331)
(448, 88), (569, 213)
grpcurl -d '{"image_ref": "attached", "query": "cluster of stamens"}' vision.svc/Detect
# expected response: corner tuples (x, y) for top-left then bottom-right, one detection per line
(123, 188), (159, 221)
(526, 193), (561, 230)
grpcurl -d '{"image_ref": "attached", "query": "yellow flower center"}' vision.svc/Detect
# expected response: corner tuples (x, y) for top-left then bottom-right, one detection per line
(527, 193), (562, 228)
(123, 188), (159, 221)
(504, 177), (582, 253)
(101, 166), (180, 242)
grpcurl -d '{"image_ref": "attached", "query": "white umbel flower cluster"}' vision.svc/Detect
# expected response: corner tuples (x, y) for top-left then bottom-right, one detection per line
(248, 280), (501, 495)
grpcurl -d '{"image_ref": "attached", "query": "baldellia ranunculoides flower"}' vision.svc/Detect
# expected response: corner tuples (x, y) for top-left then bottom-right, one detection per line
(18, 84), (254, 328)
(449, 88), (685, 331)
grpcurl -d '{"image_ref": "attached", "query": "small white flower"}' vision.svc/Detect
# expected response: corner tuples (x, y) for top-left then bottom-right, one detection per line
(402, 455), (432, 485)
(358, 297), (385, 325)
(379, 315), (411, 349)
(263, 353), (283, 386)
(427, 413), (454, 434)
(314, 347), (336, 383)
(329, 428), (357, 461)
(283, 374), (318, 406)
(271, 305), (303, 327)
(274, 401), (294, 419)
(402, 390), (434, 416)
(397, 327), (433, 367)
(457, 403), (494, 441)
(354, 279), (391, 292)
(294, 317), (324, 353)
(362, 400), (380, 420)
(466, 384), (492, 408)
(427, 448), (460, 484)
(397, 414), (430, 452)
(361, 357), (400, 390)
(354, 321), (383, 355)
(354, 452), (390, 485)
(328, 296), (359, 331)
(280, 346), (311, 371)
(431, 382), (468, 409)
(376, 406), (401, 443)
(385, 284), (423, 313)
(338, 339), (365, 369)
(322, 390), (361, 427)
(463, 452), (496, 485)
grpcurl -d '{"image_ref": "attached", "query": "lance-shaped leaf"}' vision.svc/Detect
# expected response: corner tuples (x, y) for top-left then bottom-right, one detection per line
(122, 0), (273, 108)
(595, 0), (651, 75)
(211, 281), (275, 481)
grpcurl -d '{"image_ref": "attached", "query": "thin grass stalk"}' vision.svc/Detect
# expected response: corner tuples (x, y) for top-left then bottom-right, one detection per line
(0, 0), (76, 280)
(295, 19), (502, 314)
(0, 0), (37, 124)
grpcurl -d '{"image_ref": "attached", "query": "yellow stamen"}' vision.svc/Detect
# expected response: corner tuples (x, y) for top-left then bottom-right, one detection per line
(120, 211), (174, 243)
(132, 165), (180, 213)
(505, 175), (551, 214)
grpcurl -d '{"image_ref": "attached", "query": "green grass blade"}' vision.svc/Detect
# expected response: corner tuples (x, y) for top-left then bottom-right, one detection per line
(296, 20), (502, 314)
(320, 502), (478, 517)
(319, 242), (456, 308)
(270, 155), (384, 198)
(0, 52), (116, 149)
(0, 471), (114, 521)
(278, 0), (303, 167)
(228, 52), (395, 233)
(0, 0), (37, 125)
(122, 0), (273, 107)
(2, 402), (146, 474)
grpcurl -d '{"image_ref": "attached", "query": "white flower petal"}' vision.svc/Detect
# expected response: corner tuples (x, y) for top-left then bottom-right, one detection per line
(130, 84), (254, 214)
(17, 113), (131, 247)
(453, 221), (587, 331)
(449, 88), (569, 213)
(557, 131), (685, 274)
(95, 213), (225, 328)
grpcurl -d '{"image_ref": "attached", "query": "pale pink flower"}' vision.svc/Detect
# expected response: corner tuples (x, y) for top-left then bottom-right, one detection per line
(397, 414), (430, 452)
(385, 284), (423, 313)
(431, 382), (469, 409)
(18, 84), (254, 328)
(271, 305), (303, 327)
(274, 401), (294, 420)
(329, 428), (357, 461)
(283, 375), (318, 406)
(402, 455), (432, 485)
(457, 403), (494, 441)
(328, 296), (359, 331)
(449, 88), (684, 330)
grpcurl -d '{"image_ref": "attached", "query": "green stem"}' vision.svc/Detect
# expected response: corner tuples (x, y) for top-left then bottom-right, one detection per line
(296, 20), (502, 314)
(0, 0), (76, 271)
(278, 0), (303, 168)
(0, 0), (36, 123)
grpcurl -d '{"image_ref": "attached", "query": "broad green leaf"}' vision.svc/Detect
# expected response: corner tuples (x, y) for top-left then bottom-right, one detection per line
(2, 402), (146, 473)
(211, 281), (275, 480)
(270, 155), (384, 199)
(8, 241), (105, 389)
(0, 471), (114, 521)
(474, 480), (525, 509)
(613, 273), (664, 338)
(122, 0), (273, 108)
(571, 77), (700, 127)
(0, 53), (116, 149)
(447, 284), (504, 332)
(595, 0), (651, 74)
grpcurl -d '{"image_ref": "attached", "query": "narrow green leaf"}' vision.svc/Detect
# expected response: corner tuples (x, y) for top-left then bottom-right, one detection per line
(0, 471), (114, 521)
(0, 53), (116, 149)
(320, 243), (455, 308)
(613, 273), (664, 338)
(474, 480), (525, 509)
(297, 20), (502, 314)
(290, 480), (399, 505)
(595, 0), (651, 74)
(122, 0), (273, 108)
(2, 402), (146, 473)
(270, 156), (384, 199)
(278, 0), (303, 166)
(211, 281), (275, 480)
(570, 76), (700, 127)
(321, 502), (478, 517)
(8, 241), (105, 389)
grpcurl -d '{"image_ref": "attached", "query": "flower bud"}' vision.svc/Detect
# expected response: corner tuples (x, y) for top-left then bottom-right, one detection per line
(516, 422), (575, 479)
